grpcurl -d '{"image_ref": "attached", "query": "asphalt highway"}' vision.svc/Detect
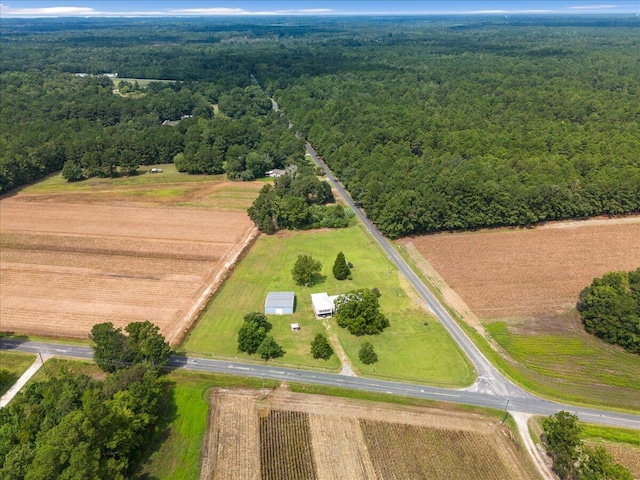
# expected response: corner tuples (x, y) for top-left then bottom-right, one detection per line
(2, 338), (639, 429)
(305, 143), (524, 399)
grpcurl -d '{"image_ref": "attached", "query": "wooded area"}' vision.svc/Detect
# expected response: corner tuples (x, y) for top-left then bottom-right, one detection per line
(2, 16), (638, 234)
(578, 269), (640, 355)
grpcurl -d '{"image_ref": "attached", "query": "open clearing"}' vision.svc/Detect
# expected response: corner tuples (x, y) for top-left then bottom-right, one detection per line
(0, 169), (260, 345)
(201, 387), (538, 480)
(183, 225), (474, 386)
(400, 217), (640, 410)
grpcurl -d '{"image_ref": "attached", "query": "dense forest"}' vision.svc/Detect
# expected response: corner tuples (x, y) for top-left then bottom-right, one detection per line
(1, 15), (639, 235)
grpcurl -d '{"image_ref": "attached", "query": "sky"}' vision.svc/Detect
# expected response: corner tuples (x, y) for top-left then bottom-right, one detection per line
(1, 1), (639, 17)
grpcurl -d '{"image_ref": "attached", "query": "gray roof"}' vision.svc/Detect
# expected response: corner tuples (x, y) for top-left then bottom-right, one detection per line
(265, 291), (295, 309)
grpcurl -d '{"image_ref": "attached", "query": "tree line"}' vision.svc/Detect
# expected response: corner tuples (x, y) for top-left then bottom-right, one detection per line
(3, 17), (638, 234)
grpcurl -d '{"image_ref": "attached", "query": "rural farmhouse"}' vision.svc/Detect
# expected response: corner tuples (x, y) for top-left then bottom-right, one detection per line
(311, 292), (341, 318)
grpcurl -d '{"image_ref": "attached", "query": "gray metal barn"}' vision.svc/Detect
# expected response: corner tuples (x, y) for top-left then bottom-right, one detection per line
(264, 291), (295, 315)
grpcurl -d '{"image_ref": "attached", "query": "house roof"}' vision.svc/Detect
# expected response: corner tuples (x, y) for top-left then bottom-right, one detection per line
(311, 292), (339, 312)
(265, 291), (295, 309)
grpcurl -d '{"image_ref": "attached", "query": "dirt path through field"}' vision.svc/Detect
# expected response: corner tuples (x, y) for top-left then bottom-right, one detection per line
(321, 318), (356, 376)
(512, 412), (556, 480)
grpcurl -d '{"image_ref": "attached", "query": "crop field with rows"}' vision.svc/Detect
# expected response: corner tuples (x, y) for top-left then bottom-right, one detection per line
(0, 175), (258, 345)
(202, 388), (537, 480)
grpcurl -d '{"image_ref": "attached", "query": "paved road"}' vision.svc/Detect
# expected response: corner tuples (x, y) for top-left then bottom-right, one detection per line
(2, 338), (639, 429)
(1, 141), (638, 431)
(305, 143), (525, 399)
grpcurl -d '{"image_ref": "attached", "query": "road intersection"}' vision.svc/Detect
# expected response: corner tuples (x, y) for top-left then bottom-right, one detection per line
(1, 141), (638, 433)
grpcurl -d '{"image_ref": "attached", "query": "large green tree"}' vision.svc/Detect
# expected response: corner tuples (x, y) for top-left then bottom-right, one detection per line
(89, 323), (131, 373)
(577, 268), (640, 354)
(542, 411), (632, 480)
(237, 312), (268, 354)
(358, 342), (378, 365)
(310, 334), (334, 360)
(257, 336), (284, 360)
(332, 251), (351, 280)
(124, 321), (172, 369)
(89, 321), (171, 373)
(542, 411), (582, 479)
(335, 288), (389, 336)
(292, 255), (323, 287)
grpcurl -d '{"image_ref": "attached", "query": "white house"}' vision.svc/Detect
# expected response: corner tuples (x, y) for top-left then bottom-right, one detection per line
(311, 292), (341, 318)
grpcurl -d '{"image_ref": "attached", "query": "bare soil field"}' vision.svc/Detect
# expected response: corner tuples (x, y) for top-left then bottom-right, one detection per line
(201, 388), (537, 480)
(400, 216), (640, 320)
(0, 181), (258, 345)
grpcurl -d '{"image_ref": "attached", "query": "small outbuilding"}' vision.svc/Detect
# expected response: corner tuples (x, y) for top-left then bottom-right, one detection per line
(265, 291), (295, 315)
(311, 292), (340, 318)
(290, 323), (300, 332)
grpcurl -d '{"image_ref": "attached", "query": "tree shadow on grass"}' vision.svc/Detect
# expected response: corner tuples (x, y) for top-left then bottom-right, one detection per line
(308, 272), (327, 287)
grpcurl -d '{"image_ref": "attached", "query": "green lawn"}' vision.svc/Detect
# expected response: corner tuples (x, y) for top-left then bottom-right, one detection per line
(29, 357), (103, 383)
(182, 225), (475, 386)
(138, 370), (278, 480)
(485, 321), (640, 412)
(0, 351), (36, 396)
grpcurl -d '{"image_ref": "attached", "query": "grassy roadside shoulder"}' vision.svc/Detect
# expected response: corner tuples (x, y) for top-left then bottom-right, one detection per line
(0, 351), (36, 396)
(182, 224), (474, 387)
(10, 358), (533, 479)
(394, 242), (640, 413)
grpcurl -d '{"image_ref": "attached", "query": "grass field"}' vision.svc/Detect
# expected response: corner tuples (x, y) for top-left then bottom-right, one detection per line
(182, 225), (474, 386)
(139, 370), (278, 480)
(28, 357), (104, 383)
(485, 319), (640, 411)
(0, 351), (36, 396)
(19, 165), (264, 211)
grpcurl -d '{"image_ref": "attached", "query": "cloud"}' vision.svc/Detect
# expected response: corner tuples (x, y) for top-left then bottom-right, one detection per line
(0, 4), (99, 16)
(0, 3), (336, 17)
(569, 4), (623, 9)
(278, 9), (333, 13)
(168, 8), (249, 15)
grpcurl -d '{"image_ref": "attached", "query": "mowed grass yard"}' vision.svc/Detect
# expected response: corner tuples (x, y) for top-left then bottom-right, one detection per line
(182, 225), (475, 386)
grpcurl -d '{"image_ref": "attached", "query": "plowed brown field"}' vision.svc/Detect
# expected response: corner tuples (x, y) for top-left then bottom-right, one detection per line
(0, 181), (257, 344)
(202, 388), (537, 480)
(400, 217), (640, 320)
